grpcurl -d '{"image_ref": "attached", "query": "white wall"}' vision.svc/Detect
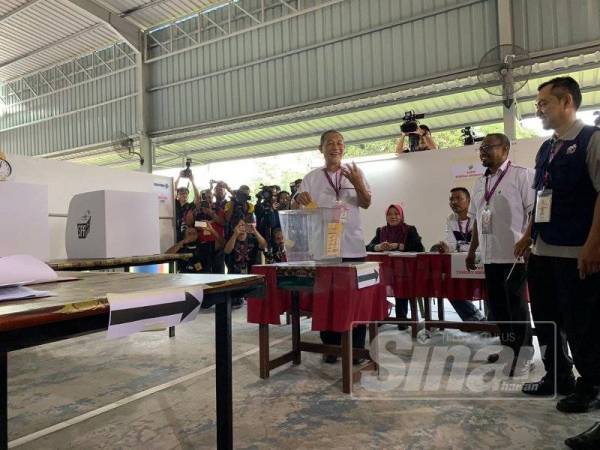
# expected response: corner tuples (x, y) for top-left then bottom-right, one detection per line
(355, 138), (545, 250)
(5, 154), (174, 259)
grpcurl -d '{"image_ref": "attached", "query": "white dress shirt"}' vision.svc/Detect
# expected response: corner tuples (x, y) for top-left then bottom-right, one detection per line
(300, 165), (371, 258)
(469, 159), (535, 264)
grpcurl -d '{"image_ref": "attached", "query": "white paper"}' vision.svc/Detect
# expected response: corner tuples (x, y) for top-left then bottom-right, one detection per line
(0, 254), (58, 286)
(355, 262), (381, 289)
(450, 253), (485, 279)
(106, 286), (204, 339)
(0, 286), (55, 302)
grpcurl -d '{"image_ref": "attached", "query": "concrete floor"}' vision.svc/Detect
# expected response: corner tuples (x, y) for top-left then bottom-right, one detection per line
(7, 303), (600, 449)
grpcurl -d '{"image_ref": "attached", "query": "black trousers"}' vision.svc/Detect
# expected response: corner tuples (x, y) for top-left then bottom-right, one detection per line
(484, 263), (533, 361)
(320, 257), (367, 349)
(528, 254), (600, 385)
(396, 298), (481, 321)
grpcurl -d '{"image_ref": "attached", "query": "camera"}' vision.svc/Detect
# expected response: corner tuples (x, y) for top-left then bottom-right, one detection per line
(256, 185), (275, 204)
(461, 126), (484, 146)
(180, 157), (193, 178)
(233, 190), (250, 204)
(400, 111), (426, 152)
(290, 179), (302, 197)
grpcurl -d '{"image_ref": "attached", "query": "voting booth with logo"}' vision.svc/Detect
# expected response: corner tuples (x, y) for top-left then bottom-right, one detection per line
(65, 190), (160, 259)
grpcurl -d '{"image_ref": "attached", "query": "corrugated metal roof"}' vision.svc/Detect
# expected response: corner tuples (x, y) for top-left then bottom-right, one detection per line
(99, 0), (222, 30)
(0, 0), (224, 82)
(0, 0), (119, 81)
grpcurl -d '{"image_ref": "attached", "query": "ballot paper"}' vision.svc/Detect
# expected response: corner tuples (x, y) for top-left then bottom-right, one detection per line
(0, 254), (60, 301)
(0, 286), (55, 302)
(0, 254), (59, 286)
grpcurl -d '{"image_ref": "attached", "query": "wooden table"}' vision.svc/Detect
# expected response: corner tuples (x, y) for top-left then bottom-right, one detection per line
(247, 263), (388, 394)
(47, 253), (192, 338)
(0, 271), (264, 450)
(47, 253), (192, 272)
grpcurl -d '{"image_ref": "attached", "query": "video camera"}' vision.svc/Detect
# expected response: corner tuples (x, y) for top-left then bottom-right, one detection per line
(400, 111), (426, 152)
(461, 126), (484, 146)
(180, 157), (193, 178)
(256, 185), (276, 204)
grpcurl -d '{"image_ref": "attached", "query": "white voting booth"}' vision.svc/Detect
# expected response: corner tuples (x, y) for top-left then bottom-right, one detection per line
(3, 154), (174, 260)
(65, 190), (160, 259)
(0, 181), (50, 260)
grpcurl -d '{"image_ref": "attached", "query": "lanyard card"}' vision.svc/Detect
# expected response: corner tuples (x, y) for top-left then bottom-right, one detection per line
(535, 189), (553, 223)
(481, 206), (492, 235)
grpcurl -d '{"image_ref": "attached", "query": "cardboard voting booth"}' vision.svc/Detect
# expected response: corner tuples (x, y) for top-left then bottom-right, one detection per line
(0, 181), (50, 260)
(65, 190), (160, 259)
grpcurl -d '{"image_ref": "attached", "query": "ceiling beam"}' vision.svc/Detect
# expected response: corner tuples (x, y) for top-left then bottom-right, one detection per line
(0, 23), (104, 71)
(67, 0), (142, 52)
(0, 0), (42, 25)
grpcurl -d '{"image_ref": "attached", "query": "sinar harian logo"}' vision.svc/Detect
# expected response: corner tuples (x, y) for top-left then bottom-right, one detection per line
(77, 210), (91, 239)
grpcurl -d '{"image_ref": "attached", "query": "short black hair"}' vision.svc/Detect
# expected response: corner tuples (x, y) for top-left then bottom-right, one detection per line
(319, 129), (342, 148)
(450, 187), (470, 200)
(485, 132), (511, 150)
(419, 124), (431, 134)
(538, 76), (582, 110)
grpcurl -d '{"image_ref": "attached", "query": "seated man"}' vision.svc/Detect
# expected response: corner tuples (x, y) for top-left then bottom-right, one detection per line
(437, 187), (485, 322)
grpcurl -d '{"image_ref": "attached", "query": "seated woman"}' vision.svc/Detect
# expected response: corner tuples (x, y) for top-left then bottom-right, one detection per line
(366, 204), (424, 329)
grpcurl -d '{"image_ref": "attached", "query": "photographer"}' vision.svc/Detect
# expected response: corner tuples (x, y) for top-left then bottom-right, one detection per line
(276, 191), (291, 211)
(224, 185), (255, 236)
(255, 185), (281, 248)
(395, 124), (438, 153)
(174, 169), (201, 242)
(224, 218), (268, 308)
(166, 224), (224, 274)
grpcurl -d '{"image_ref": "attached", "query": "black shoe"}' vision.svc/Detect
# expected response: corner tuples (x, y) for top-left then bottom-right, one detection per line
(323, 354), (338, 364)
(565, 422), (600, 449)
(487, 353), (500, 363)
(397, 323), (408, 331)
(557, 379), (600, 413)
(353, 357), (365, 365)
(522, 375), (576, 396)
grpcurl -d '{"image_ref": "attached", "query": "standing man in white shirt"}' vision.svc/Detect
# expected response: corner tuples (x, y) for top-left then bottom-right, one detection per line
(295, 129), (372, 363)
(512, 77), (600, 435)
(466, 133), (535, 376)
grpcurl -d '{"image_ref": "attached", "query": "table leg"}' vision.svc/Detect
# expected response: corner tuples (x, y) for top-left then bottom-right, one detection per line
(259, 324), (270, 379)
(437, 298), (445, 330)
(291, 291), (301, 365)
(409, 298), (419, 338)
(424, 297), (432, 330)
(168, 326), (175, 338)
(341, 331), (352, 394)
(368, 323), (379, 372)
(1, 348), (7, 450)
(215, 294), (233, 450)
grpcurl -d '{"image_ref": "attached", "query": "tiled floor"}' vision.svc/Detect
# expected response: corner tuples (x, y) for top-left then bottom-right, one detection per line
(7, 303), (598, 449)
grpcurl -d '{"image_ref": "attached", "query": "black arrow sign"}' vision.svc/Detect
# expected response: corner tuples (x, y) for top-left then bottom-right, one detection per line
(110, 292), (201, 326)
(358, 269), (379, 284)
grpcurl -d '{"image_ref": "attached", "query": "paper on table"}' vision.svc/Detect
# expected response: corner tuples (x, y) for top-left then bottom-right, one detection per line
(106, 286), (204, 339)
(0, 254), (58, 286)
(0, 286), (55, 302)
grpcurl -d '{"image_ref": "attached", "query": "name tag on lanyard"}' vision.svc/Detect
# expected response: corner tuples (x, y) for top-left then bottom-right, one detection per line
(481, 162), (511, 235)
(535, 189), (553, 223)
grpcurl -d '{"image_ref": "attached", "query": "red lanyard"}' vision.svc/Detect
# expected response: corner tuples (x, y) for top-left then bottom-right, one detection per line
(458, 217), (471, 237)
(543, 140), (564, 187)
(323, 168), (342, 201)
(484, 161), (511, 204)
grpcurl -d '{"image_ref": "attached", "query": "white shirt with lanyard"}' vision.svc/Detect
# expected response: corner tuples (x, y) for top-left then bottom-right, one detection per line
(299, 165), (371, 258)
(469, 159), (535, 264)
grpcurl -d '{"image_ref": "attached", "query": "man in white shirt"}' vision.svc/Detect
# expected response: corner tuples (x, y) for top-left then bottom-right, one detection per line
(466, 133), (535, 377)
(296, 130), (372, 363)
(437, 187), (485, 322)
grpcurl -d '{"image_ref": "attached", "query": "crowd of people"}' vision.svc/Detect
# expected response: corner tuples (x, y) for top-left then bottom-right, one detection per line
(169, 76), (600, 447)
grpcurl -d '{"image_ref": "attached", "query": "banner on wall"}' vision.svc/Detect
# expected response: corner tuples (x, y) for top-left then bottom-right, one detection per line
(451, 163), (485, 180)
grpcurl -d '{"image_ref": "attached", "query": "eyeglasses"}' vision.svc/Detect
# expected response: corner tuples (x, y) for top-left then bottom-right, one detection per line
(479, 144), (503, 152)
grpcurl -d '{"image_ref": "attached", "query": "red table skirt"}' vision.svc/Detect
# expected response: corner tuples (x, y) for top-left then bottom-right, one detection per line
(247, 265), (389, 332)
(367, 253), (486, 301)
